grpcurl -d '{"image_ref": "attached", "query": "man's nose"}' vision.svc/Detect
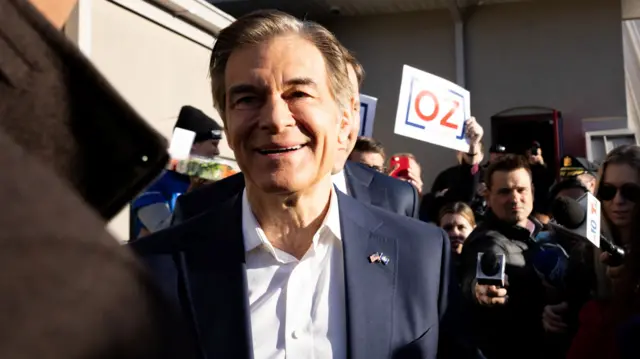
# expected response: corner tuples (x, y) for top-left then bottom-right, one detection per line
(259, 95), (295, 133)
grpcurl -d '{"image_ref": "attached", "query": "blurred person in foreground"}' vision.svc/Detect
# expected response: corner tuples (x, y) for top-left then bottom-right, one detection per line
(459, 154), (547, 359)
(0, 0), (192, 357)
(348, 136), (386, 172)
(171, 40), (420, 224)
(130, 10), (452, 359)
(132, 105), (222, 238)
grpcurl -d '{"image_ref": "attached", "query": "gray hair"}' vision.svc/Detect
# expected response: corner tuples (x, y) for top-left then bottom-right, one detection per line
(209, 10), (353, 123)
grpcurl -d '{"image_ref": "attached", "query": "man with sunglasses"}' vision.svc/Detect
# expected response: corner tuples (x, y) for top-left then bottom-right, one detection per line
(347, 136), (387, 173)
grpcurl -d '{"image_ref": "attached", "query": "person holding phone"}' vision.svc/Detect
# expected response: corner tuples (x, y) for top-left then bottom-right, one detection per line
(389, 152), (424, 195)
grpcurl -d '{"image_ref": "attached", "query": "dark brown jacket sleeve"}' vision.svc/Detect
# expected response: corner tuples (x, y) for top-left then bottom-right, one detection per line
(0, 129), (193, 359)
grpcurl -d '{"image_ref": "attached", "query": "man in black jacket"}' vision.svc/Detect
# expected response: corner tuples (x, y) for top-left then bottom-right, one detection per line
(459, 154), (546, 359)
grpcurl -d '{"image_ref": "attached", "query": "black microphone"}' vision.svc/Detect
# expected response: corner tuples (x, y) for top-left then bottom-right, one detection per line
(551, 196), (625, 266)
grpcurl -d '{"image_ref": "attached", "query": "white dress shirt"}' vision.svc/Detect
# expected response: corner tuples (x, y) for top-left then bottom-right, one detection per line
(331, 170), (349, 195)
(242, 188), (347, 359)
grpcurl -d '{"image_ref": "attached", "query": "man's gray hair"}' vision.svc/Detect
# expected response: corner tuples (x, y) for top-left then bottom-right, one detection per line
(209, 10), (353, 123)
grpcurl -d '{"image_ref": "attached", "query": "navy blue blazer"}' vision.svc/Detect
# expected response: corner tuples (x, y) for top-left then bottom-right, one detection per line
(171, 161), (419, 226)
(131, 190), (450, 359)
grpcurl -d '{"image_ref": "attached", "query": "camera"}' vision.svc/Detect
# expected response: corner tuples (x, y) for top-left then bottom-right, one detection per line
(476, 252), (506, 287)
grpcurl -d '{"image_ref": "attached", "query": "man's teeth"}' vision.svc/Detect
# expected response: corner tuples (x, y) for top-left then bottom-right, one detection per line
(259, 145), (302, 154)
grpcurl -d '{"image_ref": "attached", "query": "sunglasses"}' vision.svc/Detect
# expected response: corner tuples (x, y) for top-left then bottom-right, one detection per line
(366, 164), (386, 173)
(599, 183), (640, 202)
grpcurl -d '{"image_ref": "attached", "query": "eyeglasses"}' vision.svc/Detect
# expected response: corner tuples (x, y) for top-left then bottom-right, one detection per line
(366, 164), (386, 173)
(599, 183), (640, 202)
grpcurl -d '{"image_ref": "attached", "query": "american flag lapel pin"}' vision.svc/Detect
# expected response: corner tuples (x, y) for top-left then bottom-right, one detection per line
(368, 252), (390, 265)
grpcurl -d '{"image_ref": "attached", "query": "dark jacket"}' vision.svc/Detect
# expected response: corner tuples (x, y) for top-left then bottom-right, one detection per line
(459, 212), (547, 359)
(420, 162), (483, 223)
(132, 191), (451, 359)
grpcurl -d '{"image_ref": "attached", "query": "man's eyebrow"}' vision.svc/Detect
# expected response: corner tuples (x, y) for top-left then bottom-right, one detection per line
(285, 77), (317, 88)
(228, 84), (260, 97)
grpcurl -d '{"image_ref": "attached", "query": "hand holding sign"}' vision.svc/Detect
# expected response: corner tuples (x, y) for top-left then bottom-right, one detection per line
(394, 65), (471, 152)
(464, 117), (484, 146)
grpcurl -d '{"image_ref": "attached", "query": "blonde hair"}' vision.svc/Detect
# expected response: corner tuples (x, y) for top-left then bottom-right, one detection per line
(438, 202), (476, 227)
(593, 145), (640, 299)
(596, 145), (640, 243)
(209, 10), (353, 123)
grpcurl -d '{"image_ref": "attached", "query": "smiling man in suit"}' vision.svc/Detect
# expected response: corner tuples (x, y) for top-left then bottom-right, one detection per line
(131, 10), (450, 359)
(171, 42), (418, 226)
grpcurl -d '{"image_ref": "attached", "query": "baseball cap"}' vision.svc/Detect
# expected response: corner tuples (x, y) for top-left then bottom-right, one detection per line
(174, 105), (223, 142)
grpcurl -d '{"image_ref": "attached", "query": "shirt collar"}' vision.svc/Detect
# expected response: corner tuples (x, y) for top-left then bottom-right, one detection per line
(332, 170), (349, 195)
(241, 186), (342, 253)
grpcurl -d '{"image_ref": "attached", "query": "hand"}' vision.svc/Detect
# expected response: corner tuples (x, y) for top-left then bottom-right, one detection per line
(387, 163), (399, 176)
(600, 252), (626, 286)
(476, 183), (487, 196)
(399, 166), (423, 195)
(542, 302), (569, 333)
(464, 117), (484, 146)
(475, 275), (509, 307)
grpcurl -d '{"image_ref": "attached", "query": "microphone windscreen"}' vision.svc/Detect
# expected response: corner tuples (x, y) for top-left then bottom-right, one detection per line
(480, 252), (500, 276)
(551, 196), (586, 229)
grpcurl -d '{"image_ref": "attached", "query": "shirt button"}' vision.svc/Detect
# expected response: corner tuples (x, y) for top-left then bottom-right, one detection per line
(292, 330), (300, 339)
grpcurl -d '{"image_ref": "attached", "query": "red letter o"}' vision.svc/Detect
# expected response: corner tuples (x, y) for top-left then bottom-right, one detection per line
(414, 90), (439, 122)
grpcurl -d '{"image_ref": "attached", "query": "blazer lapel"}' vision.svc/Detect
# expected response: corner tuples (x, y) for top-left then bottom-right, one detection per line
(178, 194), (254, 359)
(339, 193), (396, 359)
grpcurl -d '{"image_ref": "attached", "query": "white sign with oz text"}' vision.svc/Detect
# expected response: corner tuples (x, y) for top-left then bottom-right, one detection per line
(393, 65), (471, 152)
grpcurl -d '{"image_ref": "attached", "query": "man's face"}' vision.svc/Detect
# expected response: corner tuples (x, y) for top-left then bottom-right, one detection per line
(224, 35), (349, 193)
(349, 150), (385, 172)
(577, 173), (597, 194)
(486, 168), (533, 225)
(191, 139), (220, 158)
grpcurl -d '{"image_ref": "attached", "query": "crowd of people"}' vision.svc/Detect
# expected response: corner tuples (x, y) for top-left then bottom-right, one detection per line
(128, 9), (640, 359)
(2, 0), (640, 358)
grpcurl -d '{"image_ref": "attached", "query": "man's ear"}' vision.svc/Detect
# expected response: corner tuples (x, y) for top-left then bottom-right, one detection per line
(337, 105), (352, 146)
(29, 0), (78, 29)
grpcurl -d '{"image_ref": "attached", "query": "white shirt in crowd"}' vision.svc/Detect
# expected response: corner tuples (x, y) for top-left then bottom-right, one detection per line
(242, 187), (347, 359)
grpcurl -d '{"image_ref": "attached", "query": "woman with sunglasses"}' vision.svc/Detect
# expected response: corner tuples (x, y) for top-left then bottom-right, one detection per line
(567, 145), (640, 359)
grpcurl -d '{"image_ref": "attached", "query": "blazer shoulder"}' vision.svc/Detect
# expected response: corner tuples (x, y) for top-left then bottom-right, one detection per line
(357, 198), (446, 248)
(175, 173), (245, 213)
(371, 170), (415, 193)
